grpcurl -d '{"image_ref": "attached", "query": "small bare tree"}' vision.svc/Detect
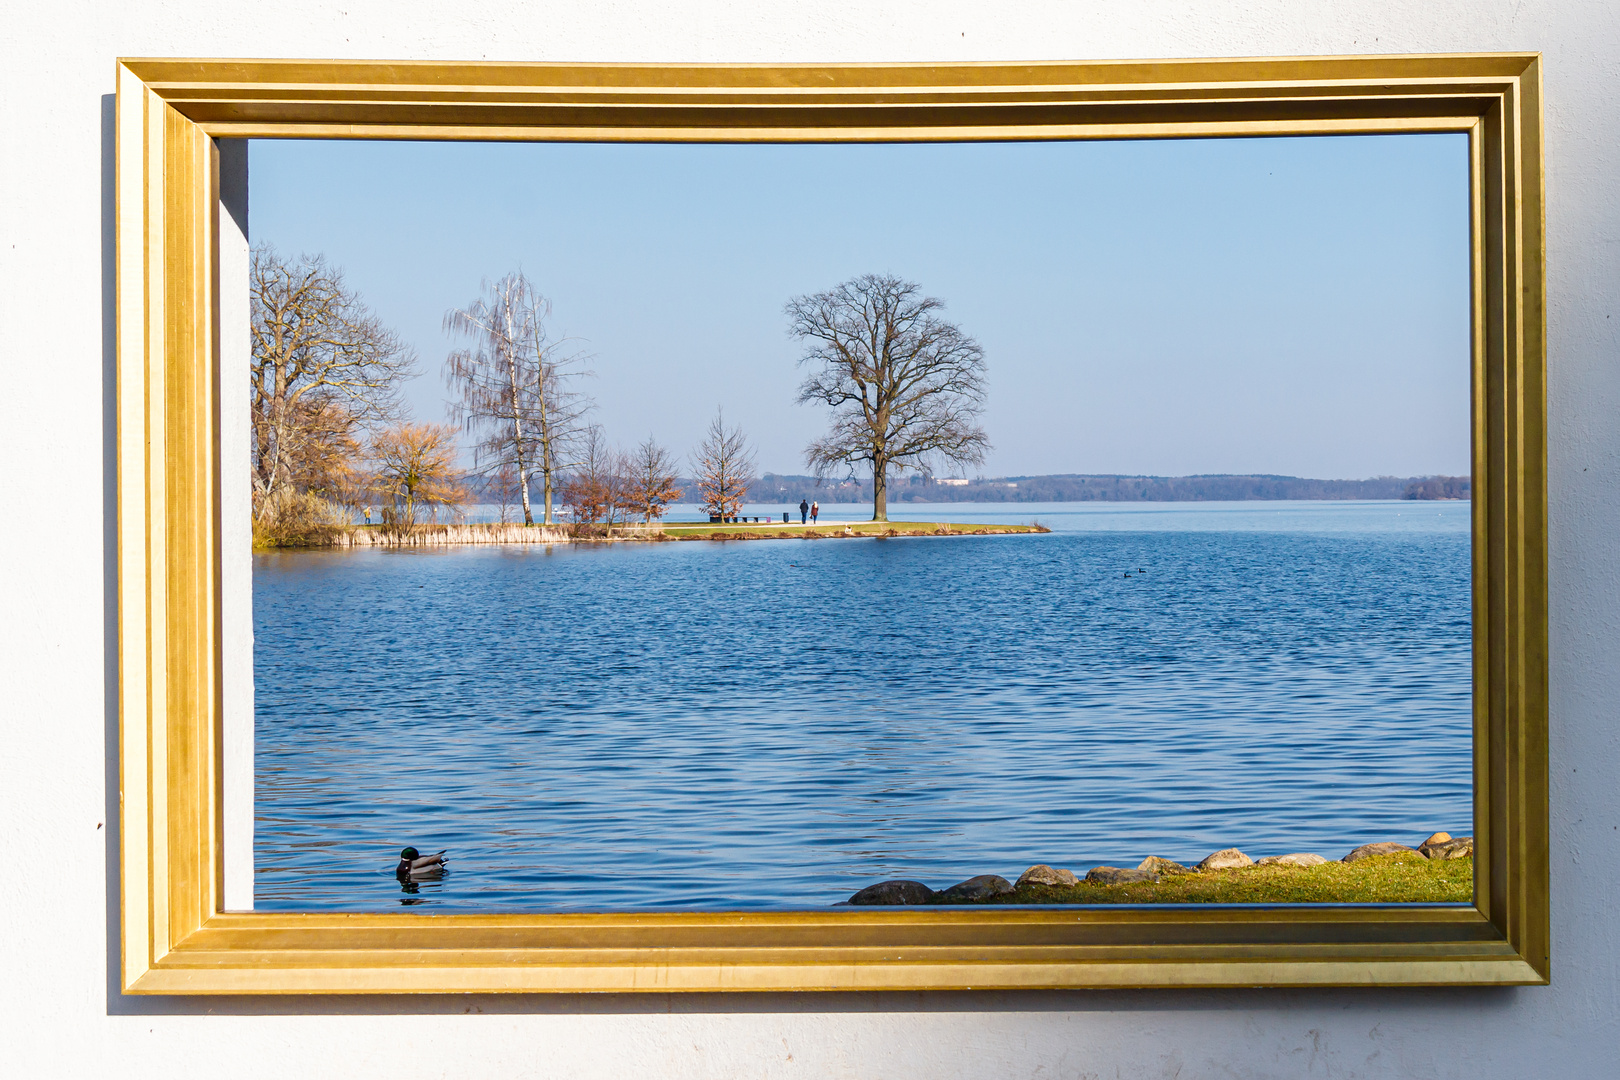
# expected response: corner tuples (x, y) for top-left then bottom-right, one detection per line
(558, 424), (628, 529)
(368, 422), (467, 525)
(623, 435), (684, 523)
(691, 410), (756, 520)
(490, 464), (522, 525)
(444, 272), (592, 526)
(786, 273), (990, 521)
(251, 246), (415, 522)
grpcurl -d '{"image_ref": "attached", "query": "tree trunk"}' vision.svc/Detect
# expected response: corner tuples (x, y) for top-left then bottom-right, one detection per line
(542, 459), (555, 525)
(872, 463), (888, 521)
(536, 385), (555, 526)
(502, 346), (534, 527)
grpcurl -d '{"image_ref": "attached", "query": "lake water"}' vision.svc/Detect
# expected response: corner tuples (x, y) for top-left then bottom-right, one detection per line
(253, 500), (1472, 910)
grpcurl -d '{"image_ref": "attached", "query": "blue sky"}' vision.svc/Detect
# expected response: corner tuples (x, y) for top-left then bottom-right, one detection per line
(248, 133), (1470, 479)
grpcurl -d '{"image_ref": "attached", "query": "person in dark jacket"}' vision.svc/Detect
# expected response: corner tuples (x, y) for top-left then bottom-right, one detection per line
(800, 498), (809, 524)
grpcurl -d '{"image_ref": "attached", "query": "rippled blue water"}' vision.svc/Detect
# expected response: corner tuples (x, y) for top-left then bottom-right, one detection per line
(254, 500), (1472, 910)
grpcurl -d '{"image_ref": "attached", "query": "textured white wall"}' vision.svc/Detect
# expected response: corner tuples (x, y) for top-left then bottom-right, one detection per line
(2, 2), (1616, 1076)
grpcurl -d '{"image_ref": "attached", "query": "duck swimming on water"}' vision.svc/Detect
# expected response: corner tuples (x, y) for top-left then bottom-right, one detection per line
(396, 847), (448, 879)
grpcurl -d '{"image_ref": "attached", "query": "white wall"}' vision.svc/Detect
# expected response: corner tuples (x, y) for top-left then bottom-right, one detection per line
(2, 2), (1615, 1076)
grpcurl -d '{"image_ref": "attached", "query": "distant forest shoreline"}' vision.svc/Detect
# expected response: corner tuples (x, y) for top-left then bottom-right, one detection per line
(460, 471), (1471, 506)
(744, 473), (1472, 504)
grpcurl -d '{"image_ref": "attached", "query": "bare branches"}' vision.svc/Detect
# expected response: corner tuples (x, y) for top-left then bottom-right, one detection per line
(444, 271), (593, 526)
(559, 423), (628, 529)
(786, 273), (990, 521)
(250, 245), (416, 521)
(623, 435), (684, 523)
(367, 422), (467, 526)
(691, 410), (756, 520)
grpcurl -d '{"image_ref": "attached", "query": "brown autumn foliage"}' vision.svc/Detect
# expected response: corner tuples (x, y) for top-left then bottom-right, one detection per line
(622, 435), (684, 522)
(691, 409), (755, 520)
(250, 246), (415, 526)
(368, 422), (468, 526)
(558, 424), (628, 531)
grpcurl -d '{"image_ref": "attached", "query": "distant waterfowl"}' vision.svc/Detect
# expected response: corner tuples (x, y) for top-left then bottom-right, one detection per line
(396, 846), (448, 878)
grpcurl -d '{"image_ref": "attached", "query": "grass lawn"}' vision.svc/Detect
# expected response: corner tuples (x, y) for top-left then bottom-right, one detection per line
(659, 520), (1047, 540)
(963, 853), (1473, 905)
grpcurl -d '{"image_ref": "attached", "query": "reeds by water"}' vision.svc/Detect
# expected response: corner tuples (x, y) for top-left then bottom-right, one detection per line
(335, 523), (574, 546)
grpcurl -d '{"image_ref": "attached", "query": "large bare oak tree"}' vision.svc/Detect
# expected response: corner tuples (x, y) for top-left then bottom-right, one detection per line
(250, 246), (415, 522)
(444, 272), (592, 526)
(786, 273), (990, 521)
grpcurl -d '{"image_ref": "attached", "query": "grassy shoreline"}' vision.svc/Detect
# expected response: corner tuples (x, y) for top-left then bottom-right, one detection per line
(961, 853), (1472, 905)
(255, 519), (1048, 549)
(660, 520), (1047, 540)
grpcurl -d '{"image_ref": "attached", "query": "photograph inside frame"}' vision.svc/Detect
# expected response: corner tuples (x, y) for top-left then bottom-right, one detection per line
(245, 133), (1475, 912)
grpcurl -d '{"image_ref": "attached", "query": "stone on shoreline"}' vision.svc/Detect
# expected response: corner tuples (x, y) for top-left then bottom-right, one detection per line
(1138, 856), (1193, 876)
(1422, 831), (1452, 846)
(1256, 853), (1328, 868)
(1017, 864), (1079, 888)
(1085, 866), (1159, 885)
(936, 874), (1014, 902)
(1343, 841), (1417, 863)
(848, 879), (934, 906)
(1196, 848), (1254, 871)
(1421, 836), (1474, 860)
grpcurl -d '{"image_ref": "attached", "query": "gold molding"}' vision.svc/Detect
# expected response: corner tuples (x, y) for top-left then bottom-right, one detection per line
(115, 54), (1547, 993)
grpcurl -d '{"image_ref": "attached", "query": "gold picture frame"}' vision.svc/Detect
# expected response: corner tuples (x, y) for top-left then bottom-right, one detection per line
(115, 54), (1547, 993)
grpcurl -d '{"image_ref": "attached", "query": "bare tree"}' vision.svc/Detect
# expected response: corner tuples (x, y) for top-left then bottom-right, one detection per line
(250, 246), (415, 521)
(444, 272), (592, 526)
(786, 273), (990, 521)
(368, 422), (467, 525)
(623, 435), (684, 523)
(691, 410), (756, 521)
(490, 464), (522, 525)
(559, 423), (628, 529)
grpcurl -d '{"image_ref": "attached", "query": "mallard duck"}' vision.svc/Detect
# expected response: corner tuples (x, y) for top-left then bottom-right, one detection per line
(396, 847), (448, 878)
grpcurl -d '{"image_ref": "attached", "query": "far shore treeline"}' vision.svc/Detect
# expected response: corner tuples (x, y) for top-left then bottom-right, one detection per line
(747, 472), (1471, 504)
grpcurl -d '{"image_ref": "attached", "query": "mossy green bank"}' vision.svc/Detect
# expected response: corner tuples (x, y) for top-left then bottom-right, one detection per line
(957, 852), (1472, 905)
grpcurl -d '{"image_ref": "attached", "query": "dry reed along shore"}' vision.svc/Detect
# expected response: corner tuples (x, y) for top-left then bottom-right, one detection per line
(261, 519), (1046, 548)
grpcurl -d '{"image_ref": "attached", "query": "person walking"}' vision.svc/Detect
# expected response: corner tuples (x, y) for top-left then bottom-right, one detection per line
(810, 500), (819, 524)
(799, 498), (809, 524)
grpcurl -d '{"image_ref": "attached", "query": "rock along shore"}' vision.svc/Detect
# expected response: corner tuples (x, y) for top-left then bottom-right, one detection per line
(843, 831), (1474, 905)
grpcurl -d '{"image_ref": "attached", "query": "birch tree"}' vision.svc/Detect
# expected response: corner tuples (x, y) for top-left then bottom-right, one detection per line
(444, 272), (591, 526)
(786, 273), (990, 521)
(250, 246), (415, 522)
(691, 410), (756, 520)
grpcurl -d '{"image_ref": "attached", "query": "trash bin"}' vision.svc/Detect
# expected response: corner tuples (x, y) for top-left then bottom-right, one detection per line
(782, 512), (790, 523)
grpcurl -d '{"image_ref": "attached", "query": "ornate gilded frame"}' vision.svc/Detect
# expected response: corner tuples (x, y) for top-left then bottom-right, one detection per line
(115, 55), (1546, 993)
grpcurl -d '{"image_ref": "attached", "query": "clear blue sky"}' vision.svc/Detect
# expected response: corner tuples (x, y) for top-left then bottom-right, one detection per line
(248, 133), (1469, 480)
